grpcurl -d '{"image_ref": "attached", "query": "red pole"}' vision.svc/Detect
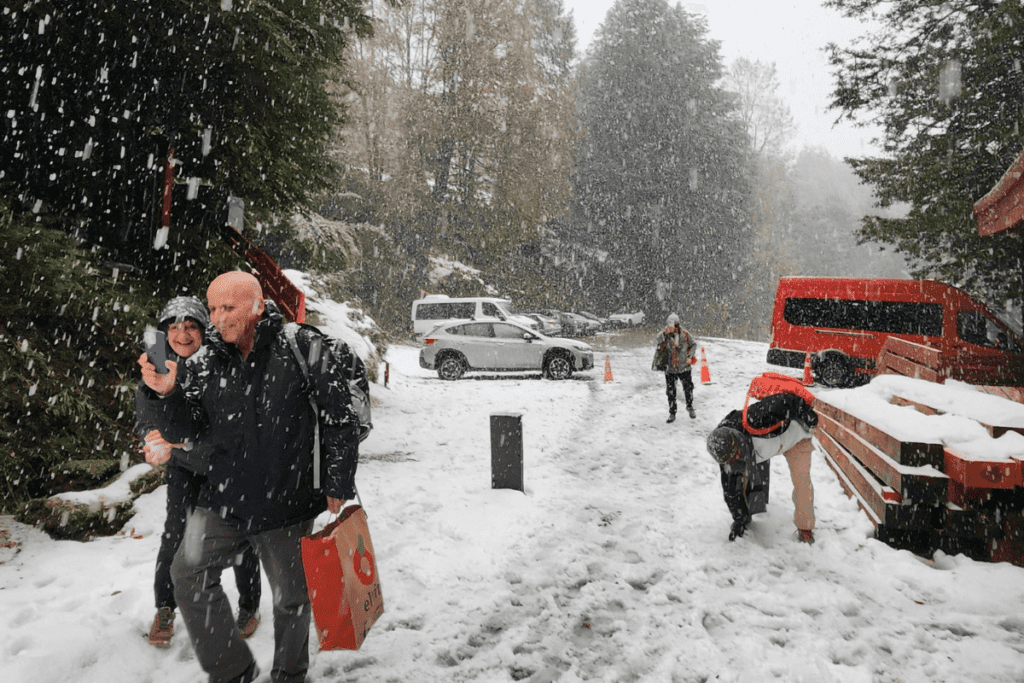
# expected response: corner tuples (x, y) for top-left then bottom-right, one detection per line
(162, 148), (175, 229)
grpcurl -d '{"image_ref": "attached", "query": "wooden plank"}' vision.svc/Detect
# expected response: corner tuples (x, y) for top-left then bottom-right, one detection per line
(939, 502), (1004, 540)
(891, 395), (1024, 438)
(973, 146), (1024, 237)
(935, 532), (991, 562)
(816, 412), (948, 505)
(989, 424), (1024, 439)
(821, 444), (882, 528)
(943, 447), (1023, 489)
(879, 336), (942, 367)
(989, 540), (1024, 566)
(890, 395), (943, 416)
(814, 399), (945, 468)
(1003, 511), (1024, 542)
(817, 428), (902, 526)
(879, 352), (944, 383)
(978, 386), (1024, 405)
(877, 526), (939, 558)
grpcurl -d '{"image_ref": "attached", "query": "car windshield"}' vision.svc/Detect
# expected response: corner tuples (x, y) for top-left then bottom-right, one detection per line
(495, 301), (519, 316)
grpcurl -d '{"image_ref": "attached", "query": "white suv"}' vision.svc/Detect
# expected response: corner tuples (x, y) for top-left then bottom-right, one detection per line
(419, 320), (594, 380)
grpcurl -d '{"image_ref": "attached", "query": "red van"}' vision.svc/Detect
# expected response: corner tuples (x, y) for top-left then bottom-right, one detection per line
(767, 277), (1024, 387)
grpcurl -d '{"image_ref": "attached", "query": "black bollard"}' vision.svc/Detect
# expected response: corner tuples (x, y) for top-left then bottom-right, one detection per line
(490, 413), (524, 492)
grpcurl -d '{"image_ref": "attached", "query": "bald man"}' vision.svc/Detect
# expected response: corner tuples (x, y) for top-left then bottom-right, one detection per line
(138, 271), (360, 683)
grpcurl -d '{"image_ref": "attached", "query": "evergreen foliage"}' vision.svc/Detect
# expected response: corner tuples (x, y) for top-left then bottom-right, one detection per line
(1, 0), (374, 268)
(572, 0), (753, 331)
(0, 1), (381, 509)
(826, 0), (1024, 323)
(0, 203), (163, 512)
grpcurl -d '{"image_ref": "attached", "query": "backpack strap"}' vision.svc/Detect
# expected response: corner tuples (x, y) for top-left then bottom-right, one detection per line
(284, 323), (323, 489)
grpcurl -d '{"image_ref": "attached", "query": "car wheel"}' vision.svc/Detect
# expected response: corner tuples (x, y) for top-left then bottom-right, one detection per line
(814, 351), (851, 388)
(544, 352), (573, 380)
(437, 353), (467, 381)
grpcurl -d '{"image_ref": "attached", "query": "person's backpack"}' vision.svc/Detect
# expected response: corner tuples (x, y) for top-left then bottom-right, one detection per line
(284, 323), (373, 487)
(741, 372), (816, 436)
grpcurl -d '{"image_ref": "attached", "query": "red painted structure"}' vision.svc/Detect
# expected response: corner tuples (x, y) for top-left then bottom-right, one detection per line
(162, 148), (176, 230)
(973, 146), (1024, 236)
(816, 391), (1024, 565)
(160, 148), (306, 323)
(219, 223), (306, 324)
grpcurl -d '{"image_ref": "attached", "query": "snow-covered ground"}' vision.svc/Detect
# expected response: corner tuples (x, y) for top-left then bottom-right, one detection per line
(3, 329), (1024, 683)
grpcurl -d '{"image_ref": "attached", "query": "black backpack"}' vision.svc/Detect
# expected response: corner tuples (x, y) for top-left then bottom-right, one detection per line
(283, 323), (373, 487)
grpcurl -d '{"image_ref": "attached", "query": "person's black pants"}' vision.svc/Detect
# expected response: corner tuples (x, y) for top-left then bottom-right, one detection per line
(156, 463), (261, 614)
(172, 508), (313, 683)
(665, 369), (694, 415)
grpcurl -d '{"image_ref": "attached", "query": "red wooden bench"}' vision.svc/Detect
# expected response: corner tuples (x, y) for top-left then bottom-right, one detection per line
(814, 394), (1024, 565)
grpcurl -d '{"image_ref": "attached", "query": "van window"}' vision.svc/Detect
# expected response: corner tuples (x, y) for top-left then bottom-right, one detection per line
(452, 302), (475, 318)
(415, 303), (449, 320)
(783, 298), (943, 337)
(416, 302), (476, 321)
(496, 301), (519, 315)
(482, 302), (501, 317)
(958, 311), (1022, 351)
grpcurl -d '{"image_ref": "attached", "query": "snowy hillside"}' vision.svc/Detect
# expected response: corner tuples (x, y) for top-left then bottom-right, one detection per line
(2, 331), (1024, 682)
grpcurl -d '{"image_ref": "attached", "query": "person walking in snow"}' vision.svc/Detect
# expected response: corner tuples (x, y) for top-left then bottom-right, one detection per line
(705, 372), (818, 543)
(134, 296), (262, 648)
(138, 272), (360, 683)
(653, 313), (698, 422)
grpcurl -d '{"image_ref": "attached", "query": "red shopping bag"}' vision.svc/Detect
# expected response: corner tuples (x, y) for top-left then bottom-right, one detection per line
(301, 505), (384, 650)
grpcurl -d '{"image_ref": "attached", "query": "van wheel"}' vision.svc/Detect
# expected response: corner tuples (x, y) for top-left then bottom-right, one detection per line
(815, 351), (852, 388)
(544, 352), (573, 380)
(437, 353), (467, 381)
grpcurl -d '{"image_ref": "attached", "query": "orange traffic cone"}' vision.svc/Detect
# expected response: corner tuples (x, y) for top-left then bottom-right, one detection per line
(802, 352), (814, 386)
(603, 354), (614, 382)
(699, 347), (712, 384)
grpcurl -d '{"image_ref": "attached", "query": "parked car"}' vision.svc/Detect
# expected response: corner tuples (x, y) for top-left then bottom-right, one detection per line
(579, 311), (611, 331)
(609, 310), (645, 328)
(523, 311), (562, 336)
(419, 320), (594, 380)
(559, 312), (597, 337)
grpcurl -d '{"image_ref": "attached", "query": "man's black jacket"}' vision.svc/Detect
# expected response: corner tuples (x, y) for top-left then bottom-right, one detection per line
(138, 314), (359, 533)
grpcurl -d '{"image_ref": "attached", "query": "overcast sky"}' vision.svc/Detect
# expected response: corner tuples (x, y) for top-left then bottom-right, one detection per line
(562, 0), (883, 161)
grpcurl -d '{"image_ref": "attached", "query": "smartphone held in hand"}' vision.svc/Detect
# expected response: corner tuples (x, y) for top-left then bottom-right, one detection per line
(144, 326), (169, 375)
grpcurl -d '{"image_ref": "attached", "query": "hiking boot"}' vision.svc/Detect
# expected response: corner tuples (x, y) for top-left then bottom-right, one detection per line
(226, 660), (260, 683)
(687, 406), (696, 419)
(666, 413), (676, 423)
(729, 513), (751, 541)
(237, 609), (261, 639)
(798, 529), (815, 544)
(148, 606), (174, 648)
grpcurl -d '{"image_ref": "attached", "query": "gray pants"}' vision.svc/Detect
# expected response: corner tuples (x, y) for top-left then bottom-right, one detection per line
(172, 507), (314, 683)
